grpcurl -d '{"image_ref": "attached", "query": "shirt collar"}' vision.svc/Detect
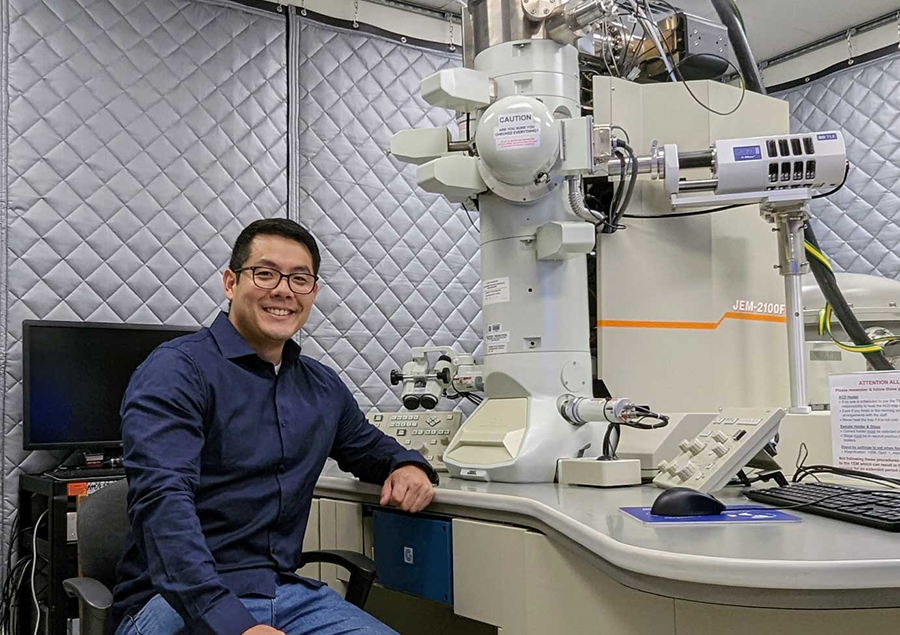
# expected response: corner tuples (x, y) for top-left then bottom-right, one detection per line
(210, 312), (302, 366)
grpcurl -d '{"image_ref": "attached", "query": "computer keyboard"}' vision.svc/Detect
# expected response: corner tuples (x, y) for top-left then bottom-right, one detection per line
(744, 482), (900, 532)
(46, 466), (125, 480)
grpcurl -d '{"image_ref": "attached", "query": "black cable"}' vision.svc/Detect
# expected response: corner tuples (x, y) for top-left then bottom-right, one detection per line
(461, 113), (479, 233)
(793, 464), (900, 488)
(464, 206), (478, 232)
(623, 0), (749, 117)
(801, 472), (900, 490)
(671, 53), (747, 116)
(602, 423), (620, 458)
(602, 151), (629, 234)
(623, 203), (743, 219)
(5, 514), (20, 578)
(610, 141), (639, 229)
(621, 405), (669, 430)
(805, 227), (894, 370)
(617, 19), (639, 76)
(0, 554), (33, 631)
(610, 125), (631, 144)
(812, 161), (849, 199)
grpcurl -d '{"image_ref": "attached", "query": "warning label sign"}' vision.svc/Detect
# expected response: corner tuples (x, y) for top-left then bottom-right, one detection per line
(494, 113), (541, 151)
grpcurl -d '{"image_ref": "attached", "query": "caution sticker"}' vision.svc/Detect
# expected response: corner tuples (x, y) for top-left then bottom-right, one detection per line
(494, 113), (541, 151)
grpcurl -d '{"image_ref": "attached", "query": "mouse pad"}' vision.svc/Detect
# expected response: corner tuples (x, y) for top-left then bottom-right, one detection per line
(620, 506), (802, 525)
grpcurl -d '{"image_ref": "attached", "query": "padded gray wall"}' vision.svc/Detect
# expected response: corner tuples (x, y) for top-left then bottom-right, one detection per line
(289, 15), (482, 410)
(1, 0), (287, 539)
(779, 54), (900, 279)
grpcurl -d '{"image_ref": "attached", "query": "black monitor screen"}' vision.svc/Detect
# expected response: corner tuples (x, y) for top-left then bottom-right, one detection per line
(23, 320), (197, 450)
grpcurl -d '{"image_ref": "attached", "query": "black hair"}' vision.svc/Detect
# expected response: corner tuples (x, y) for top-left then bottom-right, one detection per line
(229, 218), (321, 276)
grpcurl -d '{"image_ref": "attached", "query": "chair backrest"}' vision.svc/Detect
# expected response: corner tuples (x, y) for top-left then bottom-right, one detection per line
(76, 478), (131, 590)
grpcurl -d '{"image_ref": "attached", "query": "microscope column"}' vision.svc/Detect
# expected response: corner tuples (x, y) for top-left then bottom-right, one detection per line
(444, 37), (597, 482)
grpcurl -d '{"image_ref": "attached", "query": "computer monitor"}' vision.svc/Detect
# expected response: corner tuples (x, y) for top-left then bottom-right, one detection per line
(22, 320), (197, 451)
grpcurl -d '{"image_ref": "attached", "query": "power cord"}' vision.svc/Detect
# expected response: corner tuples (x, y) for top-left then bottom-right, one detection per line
(30, 511), (47, 635)
(812, 162), (849, 199)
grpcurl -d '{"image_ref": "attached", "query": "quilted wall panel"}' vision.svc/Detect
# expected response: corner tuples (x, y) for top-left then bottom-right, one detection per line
(1, 0), (287, 545)
(289, 15), (483, 412)
(779, 54), (900, 279)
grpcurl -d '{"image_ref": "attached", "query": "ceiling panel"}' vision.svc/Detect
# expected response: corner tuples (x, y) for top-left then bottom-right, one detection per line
(401, 0), (898, 61)
(736, 0), (900, 60)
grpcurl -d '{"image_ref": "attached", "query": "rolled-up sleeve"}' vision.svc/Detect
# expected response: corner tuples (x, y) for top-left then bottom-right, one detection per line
(121, 347), (257, 635)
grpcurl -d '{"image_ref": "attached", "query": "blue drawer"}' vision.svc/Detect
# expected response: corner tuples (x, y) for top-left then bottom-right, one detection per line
(370, 509), (453, 605)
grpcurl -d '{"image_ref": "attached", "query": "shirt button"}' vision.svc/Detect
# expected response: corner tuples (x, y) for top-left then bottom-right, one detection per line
(281, 422), (286, 428)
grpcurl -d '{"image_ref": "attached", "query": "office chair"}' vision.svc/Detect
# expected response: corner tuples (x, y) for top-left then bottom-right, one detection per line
(63, 479), (377, 635)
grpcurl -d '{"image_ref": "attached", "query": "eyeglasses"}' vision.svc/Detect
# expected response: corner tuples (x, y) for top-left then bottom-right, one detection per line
(233, 266), (319, 295)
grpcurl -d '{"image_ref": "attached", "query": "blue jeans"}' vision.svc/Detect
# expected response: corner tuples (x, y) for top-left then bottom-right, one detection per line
(115, 579), (398, 635)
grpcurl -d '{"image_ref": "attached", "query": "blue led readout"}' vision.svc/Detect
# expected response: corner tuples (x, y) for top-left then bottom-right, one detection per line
(817, 133), (838, 141)
(733, 145), (762, 161)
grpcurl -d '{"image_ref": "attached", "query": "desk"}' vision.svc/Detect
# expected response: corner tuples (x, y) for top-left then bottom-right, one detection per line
(313, 474), (900, 635)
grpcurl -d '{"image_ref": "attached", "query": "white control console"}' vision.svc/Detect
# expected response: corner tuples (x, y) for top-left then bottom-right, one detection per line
(367, 411), (463, 472)
(653, 408), (785, 493)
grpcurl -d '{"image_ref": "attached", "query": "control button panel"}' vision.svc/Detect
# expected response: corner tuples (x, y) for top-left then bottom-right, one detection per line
(367, 411), (463, 472)
(653, 408), (785, 493)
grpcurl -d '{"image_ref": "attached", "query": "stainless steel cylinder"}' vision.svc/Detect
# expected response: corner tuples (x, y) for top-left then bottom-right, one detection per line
(545, 0), (609, 45)
(678, 179), (719, 193)
(778, 214), (811, 414)
(467, 0), (548, 57)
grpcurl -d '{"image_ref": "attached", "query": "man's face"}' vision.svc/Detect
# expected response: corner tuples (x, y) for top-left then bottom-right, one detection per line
(223, 234), (318, 350)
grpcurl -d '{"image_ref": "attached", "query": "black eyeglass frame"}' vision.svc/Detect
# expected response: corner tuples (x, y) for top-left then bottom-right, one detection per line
(232, 266), (319, 295)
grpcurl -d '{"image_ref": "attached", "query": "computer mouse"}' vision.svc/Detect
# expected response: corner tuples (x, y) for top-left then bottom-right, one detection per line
(650, 487), (726, 517)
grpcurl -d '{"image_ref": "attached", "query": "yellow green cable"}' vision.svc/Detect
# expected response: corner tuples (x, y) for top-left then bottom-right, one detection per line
(805, 241), (833, 271)
(806, 242), (884, 353)
(817, 304), (884, 353)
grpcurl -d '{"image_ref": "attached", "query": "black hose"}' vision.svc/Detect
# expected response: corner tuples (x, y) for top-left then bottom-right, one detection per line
(804, 227), (894, 370)
(612, 141), (639, 228)
(602, 151), (628, 234)
(602, 423), (620, 459)
(710, 0), (766, 95)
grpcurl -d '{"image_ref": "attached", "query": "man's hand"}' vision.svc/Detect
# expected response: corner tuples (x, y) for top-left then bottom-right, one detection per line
(380, 465), (434, 512)
(242, 627), (284, 635)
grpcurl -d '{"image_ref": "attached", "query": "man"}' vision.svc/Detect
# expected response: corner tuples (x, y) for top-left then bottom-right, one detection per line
(112, 218), (437, 635)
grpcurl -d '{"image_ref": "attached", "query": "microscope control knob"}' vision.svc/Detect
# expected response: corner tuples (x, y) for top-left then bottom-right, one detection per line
(440, 437), (450, 446)
(712, 443), (730, 458)
(678, 440), (692, 453)
(688, 440), (707, 456)
(712, 431), (729, 444)
(657, 460), (678, 475)
(676, 463), (697, 482)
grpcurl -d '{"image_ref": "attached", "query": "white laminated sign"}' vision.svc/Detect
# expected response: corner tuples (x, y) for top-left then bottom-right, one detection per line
(830, 371), (900, 477)
(494, 113), (541, 151)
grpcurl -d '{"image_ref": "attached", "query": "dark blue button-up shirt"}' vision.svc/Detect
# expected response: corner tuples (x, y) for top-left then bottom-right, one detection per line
(111, 313), (435, 635)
